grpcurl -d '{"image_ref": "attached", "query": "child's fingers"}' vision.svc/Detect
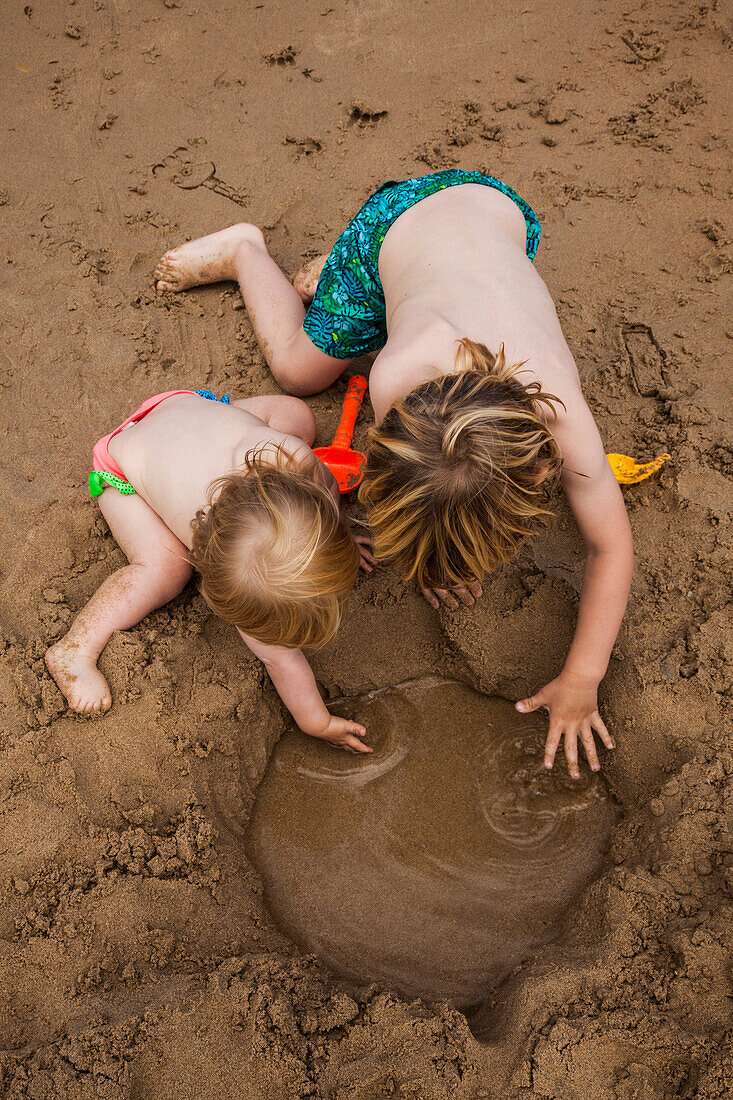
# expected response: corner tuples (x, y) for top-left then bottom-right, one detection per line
(453, 586), (475, 607)
(337, 733), (373, 753)
(591, 711), (614, 750)
(359, 559), (374, 573)
(327, 720), (372, 754)
(420, 586), (441, 610)
(563, 730), (581, 780)
(343, 721), (366, 737)
(544, 723), (563, 769)
(434, 588), (459, 610)
(579, 724), (601, 772)
(468, 580), (483, 600)
(516, 690), (548, 714)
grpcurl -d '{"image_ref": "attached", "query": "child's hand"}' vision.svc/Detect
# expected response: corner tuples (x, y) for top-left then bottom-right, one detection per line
(307, 715), (373, 753)
(420, 580), (483, 610)
(355, 534), (376, 573)
(515, 671), (614, 780)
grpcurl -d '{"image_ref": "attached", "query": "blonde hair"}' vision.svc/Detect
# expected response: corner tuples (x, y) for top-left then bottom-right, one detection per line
(359, 339), (563, 589)
(191, 448), (359, 648)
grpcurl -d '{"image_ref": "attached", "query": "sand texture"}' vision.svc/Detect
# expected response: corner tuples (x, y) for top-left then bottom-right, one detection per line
(247, 681), (619, 1009)
(1, 1), (732, 1097)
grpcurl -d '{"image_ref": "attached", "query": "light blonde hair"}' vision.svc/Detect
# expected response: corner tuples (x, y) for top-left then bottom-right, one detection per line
(359, 339), (563, 589)
(191, 448), (359, 648)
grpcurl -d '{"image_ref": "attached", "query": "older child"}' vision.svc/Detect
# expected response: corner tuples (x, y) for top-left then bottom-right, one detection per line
(45, 389), (374, 753)
(154, 169), (633, 780)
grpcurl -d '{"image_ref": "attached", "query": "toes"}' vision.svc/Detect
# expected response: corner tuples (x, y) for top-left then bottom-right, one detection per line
(157, 280), (176, 292)
(154, 255), (178, 279)
(68, 693), (110, 715)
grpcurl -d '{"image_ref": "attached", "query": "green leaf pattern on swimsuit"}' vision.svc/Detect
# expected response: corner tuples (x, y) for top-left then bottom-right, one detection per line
(303, 170), (542, 360)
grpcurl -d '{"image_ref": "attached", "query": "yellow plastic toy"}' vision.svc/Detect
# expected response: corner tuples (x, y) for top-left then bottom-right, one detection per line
(606, 452), (670, 485)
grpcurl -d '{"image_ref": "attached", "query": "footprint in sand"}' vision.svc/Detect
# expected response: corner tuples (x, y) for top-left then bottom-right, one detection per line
(152, 147), (248, 206)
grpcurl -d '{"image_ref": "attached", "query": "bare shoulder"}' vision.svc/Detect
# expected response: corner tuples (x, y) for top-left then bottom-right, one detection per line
(550, 380), (610, 481)
(279, 432), (315, 466)
(370, 320), (457, 423)
(368, 346), (413, 423)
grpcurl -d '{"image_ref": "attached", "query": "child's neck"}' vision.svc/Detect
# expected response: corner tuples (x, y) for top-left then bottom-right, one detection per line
(370, 317), (460, 422)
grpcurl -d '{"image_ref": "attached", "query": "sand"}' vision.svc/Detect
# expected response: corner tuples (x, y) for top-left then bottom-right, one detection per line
(1, 0), (731, 1097)
(247, 680), (618, 1007)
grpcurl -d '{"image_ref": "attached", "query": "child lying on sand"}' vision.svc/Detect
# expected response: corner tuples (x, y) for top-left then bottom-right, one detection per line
(45, 389), (374, 752)
(154, 169), (634, 780)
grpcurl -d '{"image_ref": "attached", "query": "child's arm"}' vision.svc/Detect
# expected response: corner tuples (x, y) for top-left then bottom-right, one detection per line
(517, 395), (633, 778)
(238, 631), (372, 753)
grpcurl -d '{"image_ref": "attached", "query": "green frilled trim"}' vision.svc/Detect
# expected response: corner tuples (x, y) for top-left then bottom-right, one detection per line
(89, 470), (137, 499)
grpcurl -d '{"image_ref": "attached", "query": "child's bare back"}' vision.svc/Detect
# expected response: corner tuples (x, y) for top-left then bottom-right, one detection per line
(107, 393), (318, 546)
(372, 183), (576, 414)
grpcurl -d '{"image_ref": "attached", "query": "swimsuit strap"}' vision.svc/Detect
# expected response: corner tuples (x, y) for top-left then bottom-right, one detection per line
(195, 389), (230, 403)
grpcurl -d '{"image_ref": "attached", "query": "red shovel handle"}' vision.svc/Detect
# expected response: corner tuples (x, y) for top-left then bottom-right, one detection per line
(331, 375), (368, 450)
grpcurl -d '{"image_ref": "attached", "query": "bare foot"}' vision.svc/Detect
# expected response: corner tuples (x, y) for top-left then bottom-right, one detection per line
(154, 223), (264, 292)
(45, 639), (112, 715)
(293, 254), (328, 304)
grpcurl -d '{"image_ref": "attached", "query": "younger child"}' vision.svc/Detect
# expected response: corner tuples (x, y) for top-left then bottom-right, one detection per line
(45, 389), (374, 752)
(153, 169), (634, 780)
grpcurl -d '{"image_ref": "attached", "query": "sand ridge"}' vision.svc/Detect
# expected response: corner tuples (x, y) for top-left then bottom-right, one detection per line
(1, 0), (731, 1097)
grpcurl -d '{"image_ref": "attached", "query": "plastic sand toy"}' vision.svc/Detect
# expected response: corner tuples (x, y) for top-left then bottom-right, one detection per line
(314, 375), (368, 494)
(606, 452), (670, 484)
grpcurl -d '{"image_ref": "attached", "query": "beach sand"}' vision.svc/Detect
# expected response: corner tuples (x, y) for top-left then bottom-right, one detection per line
(1, 1), (731, 1096)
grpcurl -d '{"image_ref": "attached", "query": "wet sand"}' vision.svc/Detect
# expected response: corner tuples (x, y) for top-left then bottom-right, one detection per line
(247, 679), (617, 1006)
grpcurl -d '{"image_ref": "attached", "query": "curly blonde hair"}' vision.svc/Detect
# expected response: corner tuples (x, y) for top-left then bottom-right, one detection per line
(191, 448), (359, 648)
(359, 339), (563, 589)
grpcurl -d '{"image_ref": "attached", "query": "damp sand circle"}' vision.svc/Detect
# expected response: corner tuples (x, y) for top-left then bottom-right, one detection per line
(246, 678), (618, 1007)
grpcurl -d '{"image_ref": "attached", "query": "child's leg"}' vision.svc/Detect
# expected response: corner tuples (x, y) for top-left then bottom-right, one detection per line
(154, 226), (351, 396)
(45, 492), (193, 714)
(230, 395), (316, 445)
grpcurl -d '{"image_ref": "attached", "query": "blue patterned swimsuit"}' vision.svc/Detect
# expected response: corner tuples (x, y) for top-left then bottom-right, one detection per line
(302, 170), (541, 360)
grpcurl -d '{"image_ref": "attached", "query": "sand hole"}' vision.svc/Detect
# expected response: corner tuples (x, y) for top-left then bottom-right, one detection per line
(246, 677), (617, 1007)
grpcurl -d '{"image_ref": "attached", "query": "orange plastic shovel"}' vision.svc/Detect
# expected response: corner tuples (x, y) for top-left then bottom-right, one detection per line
(607, 452), (670, 484)
(314, 375), (368, 494)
